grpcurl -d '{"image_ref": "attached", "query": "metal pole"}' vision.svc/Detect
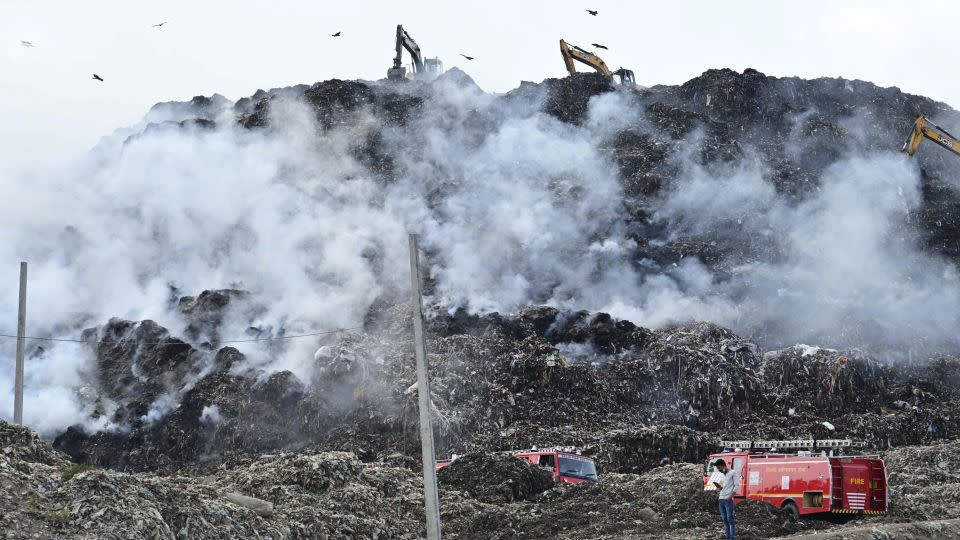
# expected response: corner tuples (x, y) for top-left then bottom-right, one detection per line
(14, 262), (26, 425)
(408, 234), (441, 540)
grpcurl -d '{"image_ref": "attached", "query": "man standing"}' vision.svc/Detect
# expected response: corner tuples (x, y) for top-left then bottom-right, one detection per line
(712, 458), (739, 540)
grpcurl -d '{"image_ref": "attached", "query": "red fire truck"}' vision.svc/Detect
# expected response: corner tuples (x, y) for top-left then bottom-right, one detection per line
(703, 439), (887, 519)
(437, 447), (598, 485)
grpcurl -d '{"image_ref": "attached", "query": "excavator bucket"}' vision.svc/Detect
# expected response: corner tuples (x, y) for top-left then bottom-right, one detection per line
(614, 68), (636, 87)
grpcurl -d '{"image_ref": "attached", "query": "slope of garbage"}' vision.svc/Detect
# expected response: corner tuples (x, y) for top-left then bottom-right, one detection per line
(51, 299), (960, 477)
(8, 420), (960, 539)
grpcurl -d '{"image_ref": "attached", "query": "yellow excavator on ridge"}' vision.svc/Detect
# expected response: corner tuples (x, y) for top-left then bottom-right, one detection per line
(559, 39), (635, 87)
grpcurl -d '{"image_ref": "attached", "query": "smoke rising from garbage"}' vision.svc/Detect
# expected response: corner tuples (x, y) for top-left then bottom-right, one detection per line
(2, 69), (959, 434)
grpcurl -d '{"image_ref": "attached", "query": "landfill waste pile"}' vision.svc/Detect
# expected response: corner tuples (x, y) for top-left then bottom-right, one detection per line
(49, 298), (960, 477)
(18, 420), (960, 539)
(7, 64), (960, 539)
(437, 453), (554, 503)
(2, 420), (427, 539)
(883, 442), (960, 521)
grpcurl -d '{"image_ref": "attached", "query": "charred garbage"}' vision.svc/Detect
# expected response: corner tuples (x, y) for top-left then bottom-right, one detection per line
(51, 298), (960, 477)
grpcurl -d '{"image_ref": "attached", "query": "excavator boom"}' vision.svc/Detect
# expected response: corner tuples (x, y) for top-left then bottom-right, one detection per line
(559, 39), (612, 77)
(902, 115), (960, 158)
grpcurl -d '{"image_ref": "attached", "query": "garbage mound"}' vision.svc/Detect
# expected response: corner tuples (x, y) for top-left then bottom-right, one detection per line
(3, 420), (426, 539)
(438, 452), (554, 503)
(51, 301), (960, 482)
(883, 441), (960, 520)
(14, 65), (960, 538)
(1, 420), (69, 469)
(9, 420), (960, 539)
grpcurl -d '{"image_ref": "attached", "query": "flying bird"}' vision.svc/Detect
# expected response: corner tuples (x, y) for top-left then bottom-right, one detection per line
(591, 43), (608, 50)
(20, 40), (37, 48)
(331, 31), (341, 37)
(459, 53), (474, 60)
(92, 74), (104, 82)
(586, 9), (598, 16)
(152, 21), (167, 28)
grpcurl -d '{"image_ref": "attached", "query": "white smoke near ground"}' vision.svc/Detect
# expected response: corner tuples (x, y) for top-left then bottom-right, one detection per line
(200, 404), (222, 425)
(1, 75), (959, 435)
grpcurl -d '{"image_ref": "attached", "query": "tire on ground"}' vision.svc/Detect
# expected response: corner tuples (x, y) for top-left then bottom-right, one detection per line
(781, 500), (800, 522)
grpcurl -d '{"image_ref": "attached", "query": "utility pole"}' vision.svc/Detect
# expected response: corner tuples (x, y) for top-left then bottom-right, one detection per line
(14, 262), (26, 425)
(408, 234), (442, 540)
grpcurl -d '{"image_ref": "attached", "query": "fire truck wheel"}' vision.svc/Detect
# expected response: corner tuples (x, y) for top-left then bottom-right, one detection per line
(781, 500), (800, 522)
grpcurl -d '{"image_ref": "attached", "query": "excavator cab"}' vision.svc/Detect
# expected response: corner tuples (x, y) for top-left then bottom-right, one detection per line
(422, 58), (444, 81)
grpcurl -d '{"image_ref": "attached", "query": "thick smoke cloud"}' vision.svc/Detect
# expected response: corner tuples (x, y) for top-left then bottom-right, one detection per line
(652, 151), (960, 352)
(1, 74), (958, 434)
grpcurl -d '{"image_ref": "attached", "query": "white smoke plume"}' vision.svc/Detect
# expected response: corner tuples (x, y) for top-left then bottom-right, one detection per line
(1, 73), (958, 434)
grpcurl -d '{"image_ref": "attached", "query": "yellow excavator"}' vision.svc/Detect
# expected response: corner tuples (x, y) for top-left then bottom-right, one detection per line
(388, 25), (443, 82)
(902, 115), (960, 158)
(559, 39), (635, 86)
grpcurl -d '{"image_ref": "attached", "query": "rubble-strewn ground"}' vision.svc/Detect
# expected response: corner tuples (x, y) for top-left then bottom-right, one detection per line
(6, 421), (960, 539)
(9, 68), (960, 538)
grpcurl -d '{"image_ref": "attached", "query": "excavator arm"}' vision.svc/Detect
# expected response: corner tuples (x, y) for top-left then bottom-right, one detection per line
(388, 24), (442, 81)
(902, 115), (960, 158)
(559, 39), (612, 77)
(393, 25), (424, 74)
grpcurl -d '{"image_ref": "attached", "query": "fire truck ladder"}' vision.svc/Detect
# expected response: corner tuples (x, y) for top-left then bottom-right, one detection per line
(870, 461), (886, 511)
(719, 439), (865, 451)
(830, 461), (844, 510)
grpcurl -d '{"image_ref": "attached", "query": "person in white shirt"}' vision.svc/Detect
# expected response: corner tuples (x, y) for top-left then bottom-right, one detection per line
(711, 458), (739, 540)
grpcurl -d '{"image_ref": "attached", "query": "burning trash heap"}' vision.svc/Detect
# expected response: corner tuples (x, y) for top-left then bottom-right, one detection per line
(5, 65), (960, 538)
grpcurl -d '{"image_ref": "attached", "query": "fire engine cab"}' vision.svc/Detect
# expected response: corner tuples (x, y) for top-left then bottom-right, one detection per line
(438, 447), (598, 485)
(703, 439), (887, 520)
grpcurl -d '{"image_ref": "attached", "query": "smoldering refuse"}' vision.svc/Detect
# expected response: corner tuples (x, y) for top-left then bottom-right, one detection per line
(2, 67), (960, 437)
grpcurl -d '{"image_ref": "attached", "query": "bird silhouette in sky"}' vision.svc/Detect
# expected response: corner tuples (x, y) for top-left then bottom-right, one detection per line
(592, 43), (608, 50)
(152, 21), (167, 28)
(92, 74), (104, 82)
(332, 31), (341, 37)
(460, 53), (474, 60)
(586, 9), (598, 16)
(20, 40), (37, 48)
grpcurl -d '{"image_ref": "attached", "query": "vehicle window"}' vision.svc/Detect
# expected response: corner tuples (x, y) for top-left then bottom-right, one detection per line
(538, 455), (555, 469)
(732, 458), (744, 473)
(558, 454), (597, 482)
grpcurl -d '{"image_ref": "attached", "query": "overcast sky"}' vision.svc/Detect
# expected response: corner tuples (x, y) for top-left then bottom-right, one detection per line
(2, 0), (958, 174)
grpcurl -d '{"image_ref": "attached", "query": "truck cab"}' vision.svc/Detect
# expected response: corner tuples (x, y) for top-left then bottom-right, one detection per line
(704, 452), (748, 498)
(515, 449), (598, 485)
(437, 447), (598, 485)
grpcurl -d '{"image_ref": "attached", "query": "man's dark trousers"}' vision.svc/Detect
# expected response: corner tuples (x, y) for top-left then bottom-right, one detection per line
(718, 499), (736, 540)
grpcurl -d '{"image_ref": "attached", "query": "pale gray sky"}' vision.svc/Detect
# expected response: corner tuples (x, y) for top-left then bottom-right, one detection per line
(2, 0), (958, 174)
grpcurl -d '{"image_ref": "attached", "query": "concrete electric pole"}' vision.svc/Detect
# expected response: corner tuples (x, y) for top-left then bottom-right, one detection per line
(407, 234), (442, 540)
(14, 262), (27, 425)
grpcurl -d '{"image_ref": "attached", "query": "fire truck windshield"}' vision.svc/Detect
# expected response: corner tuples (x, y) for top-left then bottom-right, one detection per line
(558, 455), (597, 481)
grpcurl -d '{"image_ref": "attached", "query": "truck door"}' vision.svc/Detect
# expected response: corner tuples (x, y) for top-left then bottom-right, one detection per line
(538, 453), (557, 477)
(841, 463), (869, 511)
(732, 457), (748, 498)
